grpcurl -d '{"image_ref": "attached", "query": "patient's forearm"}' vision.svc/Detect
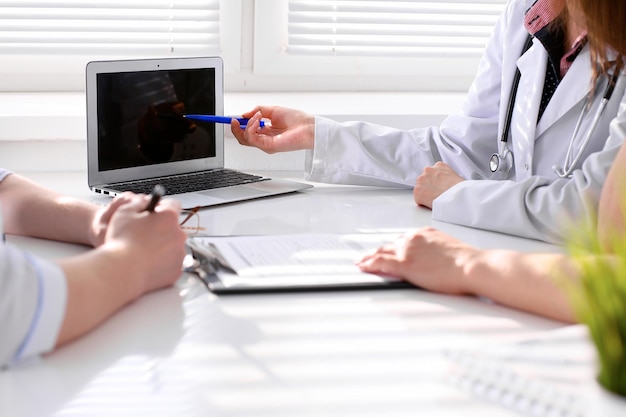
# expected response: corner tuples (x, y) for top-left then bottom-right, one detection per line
(55, 246), (144, 347)
(463, 251), (577, 323)
(0, 174), (98, 246)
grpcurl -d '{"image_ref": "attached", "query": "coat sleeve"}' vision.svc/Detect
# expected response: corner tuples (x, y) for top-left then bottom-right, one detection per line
(433, 96), (626, 244)
(305, 0), (514, 186)
(0, 245), (67, 368)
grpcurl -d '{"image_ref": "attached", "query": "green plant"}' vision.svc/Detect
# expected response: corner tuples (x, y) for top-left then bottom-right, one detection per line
(567, 221), (626, 396)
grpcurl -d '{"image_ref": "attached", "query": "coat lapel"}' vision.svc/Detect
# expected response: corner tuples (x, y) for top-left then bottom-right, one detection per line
(535, 45), (592, 137)
(511, 38), (546, 178)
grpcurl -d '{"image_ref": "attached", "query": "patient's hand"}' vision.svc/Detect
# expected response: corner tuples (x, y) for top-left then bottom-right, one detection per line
(356, 227), (476, 294)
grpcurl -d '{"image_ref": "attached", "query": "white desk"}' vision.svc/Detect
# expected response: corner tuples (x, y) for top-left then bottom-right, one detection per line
(1, 171), (575, 417)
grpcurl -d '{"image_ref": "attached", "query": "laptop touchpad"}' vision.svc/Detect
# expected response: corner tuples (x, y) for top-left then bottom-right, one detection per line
(200, 187), (267, 199)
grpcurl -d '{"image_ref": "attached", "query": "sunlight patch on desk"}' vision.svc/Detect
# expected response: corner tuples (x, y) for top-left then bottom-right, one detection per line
(172, 344), (244, 361)
(251, 314), (541, 339)
(204, 381), (470, 415)
(240, 334), (464, 359)
(53, 356), (197, 417)
(265, 354), (446, 381)
(256, 316), (430, 335)
(216, 294), (455, 319)
(355, 227), (409, 235)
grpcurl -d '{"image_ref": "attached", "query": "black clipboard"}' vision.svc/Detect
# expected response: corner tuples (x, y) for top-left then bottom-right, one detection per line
(185, 234), (412, 294)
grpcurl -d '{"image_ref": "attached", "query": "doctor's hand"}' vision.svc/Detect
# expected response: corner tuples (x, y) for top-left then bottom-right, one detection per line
(230, 106), (315, 153)
(356, 227), (476, 295)
(413, 162), (464, 208)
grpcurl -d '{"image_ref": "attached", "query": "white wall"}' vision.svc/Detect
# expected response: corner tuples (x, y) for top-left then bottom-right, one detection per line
(0, 92), (463, 172)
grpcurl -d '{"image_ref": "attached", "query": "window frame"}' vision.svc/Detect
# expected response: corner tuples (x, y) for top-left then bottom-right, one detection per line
(0, 0), (242, 92)
(249, 0), (503, 92)
(0, 0), (506, 93)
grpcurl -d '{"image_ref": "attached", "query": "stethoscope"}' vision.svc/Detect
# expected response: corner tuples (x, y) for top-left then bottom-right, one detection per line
(489, 35), (620, 178)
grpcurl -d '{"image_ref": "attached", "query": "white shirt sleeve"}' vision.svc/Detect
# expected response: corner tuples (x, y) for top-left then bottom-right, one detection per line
(0, 168), (68, 367)
(0, 246), (68, 367)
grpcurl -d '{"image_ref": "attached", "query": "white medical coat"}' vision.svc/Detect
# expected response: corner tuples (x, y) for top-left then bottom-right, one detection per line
(305, 0), (626, 244)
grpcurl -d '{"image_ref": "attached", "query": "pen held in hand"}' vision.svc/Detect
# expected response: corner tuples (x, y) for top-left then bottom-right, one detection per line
(183, 114), (266, 128)
(144, 185), (166, 212)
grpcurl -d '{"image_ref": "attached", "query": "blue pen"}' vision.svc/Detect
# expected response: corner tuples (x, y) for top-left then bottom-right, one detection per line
(184, 114), (265, 128)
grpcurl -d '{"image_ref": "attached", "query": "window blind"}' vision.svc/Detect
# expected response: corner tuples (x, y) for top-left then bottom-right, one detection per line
(0, 0), (221, 57)
(287, 0), (507, 58)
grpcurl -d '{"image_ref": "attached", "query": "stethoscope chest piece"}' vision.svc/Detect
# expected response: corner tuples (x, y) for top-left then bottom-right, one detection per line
(489, 153), (500, 173)
(489, 146), (512, 176)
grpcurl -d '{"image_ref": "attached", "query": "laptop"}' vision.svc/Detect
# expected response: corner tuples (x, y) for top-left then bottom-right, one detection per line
(85, 56), (311, 209)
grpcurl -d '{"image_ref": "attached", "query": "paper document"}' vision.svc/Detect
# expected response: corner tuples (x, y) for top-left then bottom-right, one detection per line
(187, 233), (411, 293)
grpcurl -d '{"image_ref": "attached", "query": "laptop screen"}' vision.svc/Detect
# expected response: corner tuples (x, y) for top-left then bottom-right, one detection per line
(96, 68), (217, 171)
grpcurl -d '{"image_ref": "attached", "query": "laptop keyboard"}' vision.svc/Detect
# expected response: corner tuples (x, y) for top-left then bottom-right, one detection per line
(112, 169), (269, 195)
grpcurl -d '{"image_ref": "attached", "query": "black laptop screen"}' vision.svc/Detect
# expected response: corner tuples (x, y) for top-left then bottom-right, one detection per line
(96, 68), (217, 171)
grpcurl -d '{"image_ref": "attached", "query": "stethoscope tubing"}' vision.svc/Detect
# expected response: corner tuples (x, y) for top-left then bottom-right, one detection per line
(491, 35), (620, 178)
(490, 35), (534, 175)
(554, 72), (618, 178)
(554, 97), (609, 177)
